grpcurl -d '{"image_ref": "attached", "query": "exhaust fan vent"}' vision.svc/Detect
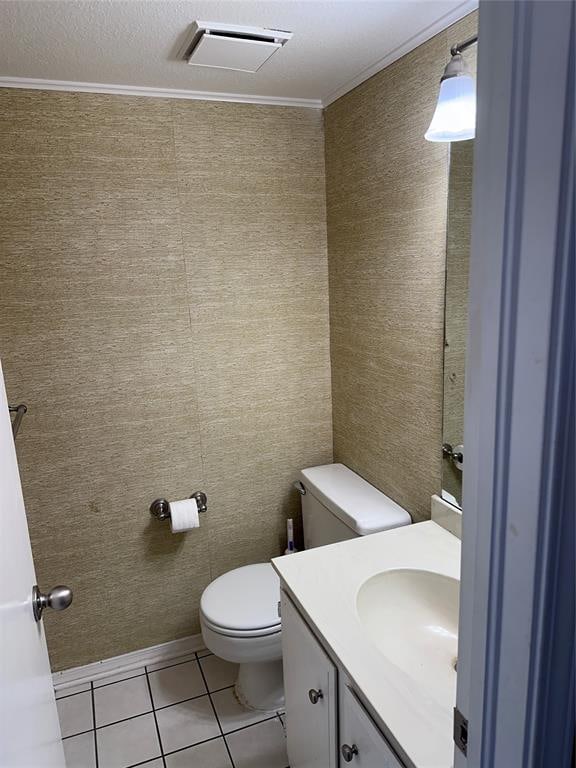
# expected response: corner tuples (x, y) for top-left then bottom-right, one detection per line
(183, 21), (292, 73)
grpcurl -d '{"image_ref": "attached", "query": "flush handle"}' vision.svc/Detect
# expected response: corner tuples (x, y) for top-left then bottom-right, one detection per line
(32, 584), (73, 622)
(308, 688), (323, 704)
(341, 744), (359, 762)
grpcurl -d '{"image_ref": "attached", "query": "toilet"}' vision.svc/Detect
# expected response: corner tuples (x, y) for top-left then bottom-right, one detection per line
(199, 463), (412, 711)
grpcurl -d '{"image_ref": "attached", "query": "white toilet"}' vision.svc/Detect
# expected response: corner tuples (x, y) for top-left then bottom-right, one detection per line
(199, 463), (411, 711)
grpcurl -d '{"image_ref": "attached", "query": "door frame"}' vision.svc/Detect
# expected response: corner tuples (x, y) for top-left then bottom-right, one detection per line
(456, 1), (574, 767)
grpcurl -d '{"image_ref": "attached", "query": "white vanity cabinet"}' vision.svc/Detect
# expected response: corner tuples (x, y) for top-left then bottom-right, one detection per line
(339, 683), (404, 768)
(281, 590), (406, 768)
(281, 592), (338, 768)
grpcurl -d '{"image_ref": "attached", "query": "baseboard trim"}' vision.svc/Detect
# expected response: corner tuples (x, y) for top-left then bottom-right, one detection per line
(52, 633), (205, 692)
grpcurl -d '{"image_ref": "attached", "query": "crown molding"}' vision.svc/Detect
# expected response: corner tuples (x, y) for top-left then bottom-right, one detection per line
(321, 0), (478, 107)
(0, 76), (322, 109)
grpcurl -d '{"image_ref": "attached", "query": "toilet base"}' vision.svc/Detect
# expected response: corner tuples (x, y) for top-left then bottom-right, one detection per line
(235, 660), (285, 712)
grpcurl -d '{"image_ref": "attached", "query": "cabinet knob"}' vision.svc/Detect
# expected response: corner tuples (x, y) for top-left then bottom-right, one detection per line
(341, 744), (359, 762)
(308, 688), (323, 704)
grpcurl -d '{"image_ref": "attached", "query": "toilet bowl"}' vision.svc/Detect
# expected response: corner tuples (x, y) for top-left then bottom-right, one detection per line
(200, 562), (283, 711)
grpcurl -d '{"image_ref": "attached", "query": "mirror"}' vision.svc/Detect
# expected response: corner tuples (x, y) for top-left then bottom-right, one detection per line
(441, 138), (474, 509)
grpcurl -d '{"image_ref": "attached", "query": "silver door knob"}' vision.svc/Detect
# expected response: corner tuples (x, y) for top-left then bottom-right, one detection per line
(32, 585), (73, 622)
(341, 744), (359, 762)
(308, 688), (323, 704)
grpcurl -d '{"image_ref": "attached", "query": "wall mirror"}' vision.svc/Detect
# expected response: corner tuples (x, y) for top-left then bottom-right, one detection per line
(441, 138), (474, 509)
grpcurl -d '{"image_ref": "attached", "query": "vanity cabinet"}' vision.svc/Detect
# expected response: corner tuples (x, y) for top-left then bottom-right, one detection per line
(281, 590), (405, 768)
(281, 592), (338, 768)
(339, 684), (404, 768)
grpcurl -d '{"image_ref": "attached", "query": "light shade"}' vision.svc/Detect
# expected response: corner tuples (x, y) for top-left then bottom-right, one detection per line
(425, 74), (476, 142)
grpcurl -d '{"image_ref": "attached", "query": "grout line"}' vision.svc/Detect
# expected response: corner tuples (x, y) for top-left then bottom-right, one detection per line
(95, 709), (155, 730)
(153, 687), (234, 714)
(206, 683), (235, 696)
(224, 713), (281, 736)
(62, 727), (96, 740)
(196, 653), (236, 768)
(144, 668), (167, 768)
(55, 687), (92, 701)
(124, 757), (169, 768)
(276, 711), (287, 739)
(92, 671), (147, 690)
(90, 682), (99, 768)
(146, 655), (203, 675)
(160, 732), (224, 758)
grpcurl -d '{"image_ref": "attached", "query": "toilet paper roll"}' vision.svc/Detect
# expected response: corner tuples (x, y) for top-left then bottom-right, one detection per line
(169, 498), (199, 533)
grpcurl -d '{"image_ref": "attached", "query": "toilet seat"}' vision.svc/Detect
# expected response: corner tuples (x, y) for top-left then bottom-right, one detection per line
(200, 562), (281, 637)
(201, 615), (281, 639)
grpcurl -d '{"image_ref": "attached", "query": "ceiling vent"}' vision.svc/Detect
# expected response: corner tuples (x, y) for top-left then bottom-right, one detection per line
(183, 21), (293, 73)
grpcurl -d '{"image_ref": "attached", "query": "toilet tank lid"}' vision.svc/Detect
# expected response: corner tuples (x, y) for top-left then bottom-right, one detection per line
(298, 463), (411, 535)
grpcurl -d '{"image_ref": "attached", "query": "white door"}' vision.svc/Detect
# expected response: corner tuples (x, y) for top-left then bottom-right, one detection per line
(339, 684), (404, 768)
(281, 591), (338, 768)
(0, 361), (65, 768)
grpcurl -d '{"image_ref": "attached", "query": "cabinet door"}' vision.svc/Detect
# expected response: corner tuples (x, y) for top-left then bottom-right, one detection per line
(339, 684), (405, 768)
(281, 591), (338, 768)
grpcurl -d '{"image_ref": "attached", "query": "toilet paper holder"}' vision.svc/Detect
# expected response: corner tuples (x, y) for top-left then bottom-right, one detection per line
(150, 491), (207, 521)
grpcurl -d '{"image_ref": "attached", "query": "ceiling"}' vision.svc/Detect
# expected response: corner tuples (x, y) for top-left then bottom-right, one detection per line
(0, 0), (477, 107)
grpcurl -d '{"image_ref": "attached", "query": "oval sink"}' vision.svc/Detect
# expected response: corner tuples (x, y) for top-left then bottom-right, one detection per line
(356, 569), (459, 707)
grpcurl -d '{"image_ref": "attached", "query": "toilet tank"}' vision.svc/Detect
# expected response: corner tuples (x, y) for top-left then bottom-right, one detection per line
(297, 463), (411, 549)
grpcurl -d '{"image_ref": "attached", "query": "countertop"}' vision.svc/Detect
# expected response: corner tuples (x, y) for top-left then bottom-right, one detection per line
(272, 520), (461, 768)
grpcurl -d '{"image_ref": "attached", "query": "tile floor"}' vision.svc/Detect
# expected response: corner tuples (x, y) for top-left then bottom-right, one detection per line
(56, 650), (289, 768)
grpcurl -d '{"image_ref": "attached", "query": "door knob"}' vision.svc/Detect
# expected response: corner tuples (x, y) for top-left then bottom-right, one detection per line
(341, 744), (359, 762)
(308, 688), (323, 704)
(32, 585), (73, 622)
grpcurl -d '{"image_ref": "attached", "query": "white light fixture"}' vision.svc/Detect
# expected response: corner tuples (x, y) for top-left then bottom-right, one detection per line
(425, 36), (478, 143)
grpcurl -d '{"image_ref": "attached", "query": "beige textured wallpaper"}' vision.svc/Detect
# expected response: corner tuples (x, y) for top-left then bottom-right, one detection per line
(0, 91), (332, 670)
(325, 12), (477, 522)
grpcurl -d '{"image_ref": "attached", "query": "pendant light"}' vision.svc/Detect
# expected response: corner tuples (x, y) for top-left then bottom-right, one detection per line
(425, 35), (478, 143)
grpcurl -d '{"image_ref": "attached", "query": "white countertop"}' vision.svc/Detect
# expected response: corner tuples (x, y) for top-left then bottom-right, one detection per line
(272, 521), (461, 768)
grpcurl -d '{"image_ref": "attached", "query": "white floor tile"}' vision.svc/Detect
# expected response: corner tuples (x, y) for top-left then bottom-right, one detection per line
(57, 691), (93, 738)
(93, 668), (146, 688)
(156, 696), (220, 754)
(165, 738), (233, 768)
(94, 675), (152, 727)
(146, 654), (197, 673)
(212, 688), (276, 734)
(96, 713), (160, 768)
(196, 648), (212, 658)
(62, 731), (96, 768)
(149, 660), (206, 708)
(226, 718), (288, 768)
(199, 655), (238, 692)
(55, 682), (91, 699)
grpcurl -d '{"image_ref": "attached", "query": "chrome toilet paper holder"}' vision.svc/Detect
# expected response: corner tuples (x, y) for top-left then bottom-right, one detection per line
(150, 491), (207, 521)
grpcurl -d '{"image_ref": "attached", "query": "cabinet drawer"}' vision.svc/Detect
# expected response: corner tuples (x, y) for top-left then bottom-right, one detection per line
(281, 591), (338, 768)
(339, 684), (405, 768)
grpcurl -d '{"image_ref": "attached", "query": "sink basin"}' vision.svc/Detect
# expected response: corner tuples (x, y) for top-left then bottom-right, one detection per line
(356, 568), (459, 707)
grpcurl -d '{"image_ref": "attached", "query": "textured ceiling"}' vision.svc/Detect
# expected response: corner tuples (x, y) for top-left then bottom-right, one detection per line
(0, 0), (477, 105)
